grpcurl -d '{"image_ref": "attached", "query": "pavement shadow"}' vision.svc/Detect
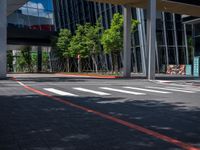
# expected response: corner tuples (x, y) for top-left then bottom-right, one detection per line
(63, 96), (200, 148)
(0, 94), (199, 150)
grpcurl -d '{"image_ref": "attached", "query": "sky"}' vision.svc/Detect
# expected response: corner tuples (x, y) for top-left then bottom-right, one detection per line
(29, 0), (53, 11)
(19, 0), (53, 17)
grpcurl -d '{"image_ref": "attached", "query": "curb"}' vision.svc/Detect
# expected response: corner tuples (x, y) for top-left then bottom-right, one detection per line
(55, 73), (121, 79)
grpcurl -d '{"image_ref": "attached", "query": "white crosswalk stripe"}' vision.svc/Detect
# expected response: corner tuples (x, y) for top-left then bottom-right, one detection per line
(123, 87), (171, 94)
(147, 86), (196, 93)
(44, 88), (78, 97)
(100, 87), (146, 95)
(162, 85), (200, 92)
(73, 87), (111, 96)
(44, 85), (198, 98)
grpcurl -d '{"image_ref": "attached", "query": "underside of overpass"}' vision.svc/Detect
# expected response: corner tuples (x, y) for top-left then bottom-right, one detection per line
(7, 27), (57, 46)
(7, 0), (29, 16)
(0, 0), (56, 78)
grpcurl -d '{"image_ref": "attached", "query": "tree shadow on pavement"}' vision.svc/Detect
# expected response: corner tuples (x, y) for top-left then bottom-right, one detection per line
(0, 94), (199, 150)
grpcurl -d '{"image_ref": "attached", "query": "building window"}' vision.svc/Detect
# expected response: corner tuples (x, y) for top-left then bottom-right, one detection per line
(8, 0), (55, 31)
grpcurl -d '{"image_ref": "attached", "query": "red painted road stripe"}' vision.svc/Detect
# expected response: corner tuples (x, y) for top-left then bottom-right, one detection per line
(12, 77), (200, 150)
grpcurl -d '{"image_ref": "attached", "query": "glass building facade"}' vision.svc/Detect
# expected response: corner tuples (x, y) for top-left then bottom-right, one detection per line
(53, 0), (96, 32)
(53, 0), (192, 74)
(7, 0), (55, 31)
(193, 24), (200, 57)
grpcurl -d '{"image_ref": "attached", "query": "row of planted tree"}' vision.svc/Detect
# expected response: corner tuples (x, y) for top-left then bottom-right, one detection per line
(53, 13), (139, 73)
(7, 47), (49, 73)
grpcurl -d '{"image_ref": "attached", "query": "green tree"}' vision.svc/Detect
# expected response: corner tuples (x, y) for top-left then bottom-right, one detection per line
(42, 51), (49, 72)
(57, 29), (72, 72)
(31, 51), (37, 71)
(69, 24), (88, 72)
(101, 13), (139, 72)
(69, 19), (102, 73)
(84, 18), (102, 73)
(7, 50), (13, 72)
(17, 46), (33, 72)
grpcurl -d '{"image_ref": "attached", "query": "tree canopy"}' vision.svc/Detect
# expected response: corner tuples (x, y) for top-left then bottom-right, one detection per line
(101, 13), (139, 54)
(69, 19), (102, 58)
(56, 29), (72, 58)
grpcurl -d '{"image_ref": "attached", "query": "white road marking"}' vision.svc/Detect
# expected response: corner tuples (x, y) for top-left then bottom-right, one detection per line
(166, 83), (190, 87)
(97, 99), (133, 104)
(156, 80), (172, 83)
(44, 88), (78, 97)
(158, 83), (200, 92)
(123, 87), (171, 94)
(162, 85), (200, 92)
(16, 81), (26, 86)
(73, 87), (111, 96)
(100, 87), (146, 95)
(147, 86), (196, 93)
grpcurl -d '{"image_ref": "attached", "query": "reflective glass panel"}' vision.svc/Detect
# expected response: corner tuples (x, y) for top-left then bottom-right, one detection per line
(8, 0), (55, 31)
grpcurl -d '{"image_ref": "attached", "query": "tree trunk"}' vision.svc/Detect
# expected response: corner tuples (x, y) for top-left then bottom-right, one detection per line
(66, 57), (70, 72)
(78, 57), (82, 73)
(113, 53), (118, 73)
(92, 55), (98, 73)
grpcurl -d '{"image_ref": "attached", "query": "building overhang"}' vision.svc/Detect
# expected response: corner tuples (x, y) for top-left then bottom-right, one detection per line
(88, 0), (200, 17)
(7, 27), (57, 46)
(183, 18), (200, 24)
(7, 0), (29, 16)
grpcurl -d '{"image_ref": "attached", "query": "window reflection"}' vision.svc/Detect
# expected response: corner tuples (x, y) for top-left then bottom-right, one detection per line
(7, 0), (55, 31)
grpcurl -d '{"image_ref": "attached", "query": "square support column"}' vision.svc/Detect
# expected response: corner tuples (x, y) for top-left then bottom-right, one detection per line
(123, 5), (132, 78)
(147, 0), (156, 80)
(0, 0), (7, 78)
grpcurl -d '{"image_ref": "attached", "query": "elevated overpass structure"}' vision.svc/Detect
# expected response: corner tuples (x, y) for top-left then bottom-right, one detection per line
(7, 0), (56, 46)
(0, 0), (55, 78)
(0, 0), (29, 78)
(7, 27), (56, 46)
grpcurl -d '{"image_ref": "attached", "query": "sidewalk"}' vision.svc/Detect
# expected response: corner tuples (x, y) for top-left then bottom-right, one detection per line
(56, 72), (200, 80)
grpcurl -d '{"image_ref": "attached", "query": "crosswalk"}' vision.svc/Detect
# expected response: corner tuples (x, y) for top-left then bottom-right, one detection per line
(44, 88), (78, 97)
(43, 85), (199, 97)
(73, 87), (111, 96)
(123, 87), (171, 94)
(99, 87), (146, 95)
(147, 86), (196, 93)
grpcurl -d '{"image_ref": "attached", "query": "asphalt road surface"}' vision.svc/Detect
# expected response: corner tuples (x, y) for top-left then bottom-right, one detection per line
(0, 74), (200, 150)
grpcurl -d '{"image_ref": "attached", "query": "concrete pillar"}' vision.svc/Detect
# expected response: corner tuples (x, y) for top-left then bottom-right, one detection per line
(0, 0), (7, 78)
(37, 46), (42, 72)
(123, 5), (132, 77)
(147, 0), (156, 80)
